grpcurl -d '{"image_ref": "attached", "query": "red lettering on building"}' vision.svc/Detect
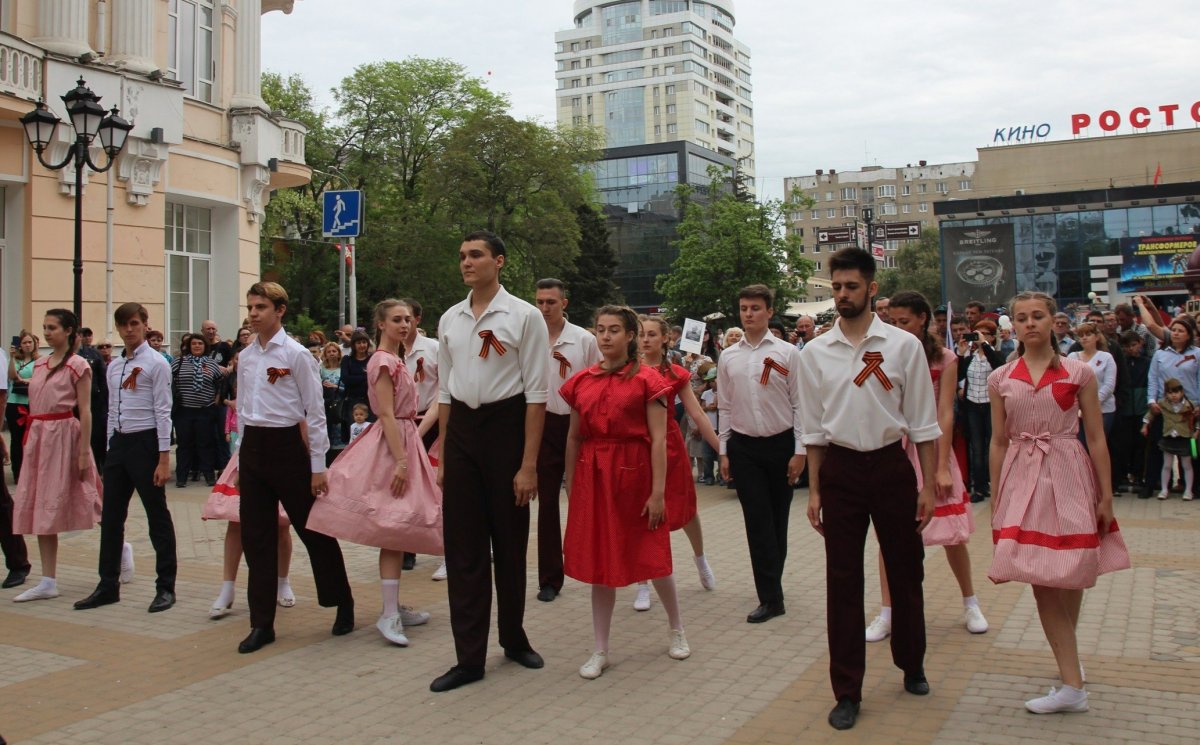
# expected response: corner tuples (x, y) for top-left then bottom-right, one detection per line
(1070, 102), (1198, 135)
(1130, 107), (1151, 128)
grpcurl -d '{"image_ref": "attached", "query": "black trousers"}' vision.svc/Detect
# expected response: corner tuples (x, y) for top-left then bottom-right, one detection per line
(535, 412), (570, 592)
(239, 425), (352, 629)
(728, 430), (794, 605)
(0, 476), (30, 574)
(98, 430), (177, 592)
(821, 442), (925, 703)
(4, 402), (26, 483)
(174, 406), (217, 481)
(963, 399), (991, 497)
(443, 395), (532, 670)
(212, 405), (230, 471)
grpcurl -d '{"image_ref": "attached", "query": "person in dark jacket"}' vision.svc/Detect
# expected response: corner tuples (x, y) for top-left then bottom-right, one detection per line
(1114, 331), (1151, 494)
(956, 319), (1006, 502)
(338, 331), (373, 444)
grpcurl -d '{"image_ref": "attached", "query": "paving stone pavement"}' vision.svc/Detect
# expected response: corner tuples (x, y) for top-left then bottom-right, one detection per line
(1, 474), (1197, 744)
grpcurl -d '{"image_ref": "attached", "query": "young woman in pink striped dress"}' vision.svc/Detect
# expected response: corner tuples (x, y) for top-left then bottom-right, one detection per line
(988, 292), (1130, 714)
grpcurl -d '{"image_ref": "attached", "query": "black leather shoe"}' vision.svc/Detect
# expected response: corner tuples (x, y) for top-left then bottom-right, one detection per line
(331, 599), (355, 635)
(904, 672), (930, 695)
(402, 552), (416, 570)
(2, 569), (29, 589)
(73, 586), (120, 610)
(536, 585), (558, 602)
(746, 602), (785, 624)
(238, 627), (276, 653)
(828, 697), (860, 730)
(148, 589), (175, 613)
(430, 666), (484, 693)
(175, 480), (187, 489)
(504, 648), (545, 669)
(203, 474), (216, 487)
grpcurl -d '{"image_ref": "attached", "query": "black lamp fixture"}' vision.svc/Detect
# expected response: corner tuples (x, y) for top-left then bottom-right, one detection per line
(21, 77), (133, 323)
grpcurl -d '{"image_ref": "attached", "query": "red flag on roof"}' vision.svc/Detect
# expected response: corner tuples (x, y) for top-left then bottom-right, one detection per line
(1153, 163), (1163, 185)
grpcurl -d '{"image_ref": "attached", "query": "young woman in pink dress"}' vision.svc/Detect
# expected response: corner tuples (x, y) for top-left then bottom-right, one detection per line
(10, 309), (103, 602)
(629, 316), (720, 610)
(865, 291), (988, 642)
(309, 299), (442, 647)
(988, 291), (1130, 714)
(561, 306), (688, 680)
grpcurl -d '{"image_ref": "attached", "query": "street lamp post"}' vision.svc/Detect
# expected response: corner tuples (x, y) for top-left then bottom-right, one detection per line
(21, 78), (133, 323)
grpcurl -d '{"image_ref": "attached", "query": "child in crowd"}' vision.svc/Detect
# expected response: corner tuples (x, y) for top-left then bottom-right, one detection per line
(348, 403), (370, 443)
(1142, 377), (1196, 501)
(698, 364), (719, 485)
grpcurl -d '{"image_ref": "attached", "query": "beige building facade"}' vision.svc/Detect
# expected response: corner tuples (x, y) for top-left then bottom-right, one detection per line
(0, 0), (310, 346)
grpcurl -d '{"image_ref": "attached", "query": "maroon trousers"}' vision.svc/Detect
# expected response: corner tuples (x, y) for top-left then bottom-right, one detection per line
(442, 395), (533, 671)
(820, 442), (925, 703)
(535, 413), (570, 592)
(238, 425), (352, 630)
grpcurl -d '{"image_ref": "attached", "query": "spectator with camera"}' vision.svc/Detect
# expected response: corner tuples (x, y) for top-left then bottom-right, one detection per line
(956, 319), (1005, 502)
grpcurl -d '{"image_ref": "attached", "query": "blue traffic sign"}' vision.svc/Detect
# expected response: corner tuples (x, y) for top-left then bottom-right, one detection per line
(322, 190), (363, 237)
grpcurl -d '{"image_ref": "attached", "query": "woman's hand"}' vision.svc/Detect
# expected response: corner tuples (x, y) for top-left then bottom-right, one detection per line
(77, 452), (91, 481)
(1096, 496), (1115, 536)
(642, 491), (665, 530)
(391, 461), (408, 497)
(935, 467), (954, 500)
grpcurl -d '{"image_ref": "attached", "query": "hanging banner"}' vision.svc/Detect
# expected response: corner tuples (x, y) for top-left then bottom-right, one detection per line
(942, 224), (1017, 309)
(1116, 234), (1198, 293)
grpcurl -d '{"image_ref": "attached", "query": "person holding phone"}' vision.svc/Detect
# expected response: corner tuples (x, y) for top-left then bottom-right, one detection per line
(956, 319), (1006, 502)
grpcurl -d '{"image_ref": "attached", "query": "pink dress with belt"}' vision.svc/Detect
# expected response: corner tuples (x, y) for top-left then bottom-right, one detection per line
(308, 351), (443, 554)
(202, 451), (290, 526)
(987, 357), (1130, 589)
(11, 356), (103, 535)
(904, 347), (974, 547)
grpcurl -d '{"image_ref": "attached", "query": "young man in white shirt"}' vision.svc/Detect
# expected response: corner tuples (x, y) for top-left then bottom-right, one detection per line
(717, 284), (806, 625)
(798, 248), (940, 731)
(234, 282), (354, 654)
(0, 346), (31, 589)
(431, 231), (551, 692)
(533, 278), (601, 602)
(75, 303), (178, 613)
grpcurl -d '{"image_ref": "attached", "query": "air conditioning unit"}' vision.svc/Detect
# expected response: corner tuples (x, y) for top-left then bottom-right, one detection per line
(1014, 189), (1026, 196)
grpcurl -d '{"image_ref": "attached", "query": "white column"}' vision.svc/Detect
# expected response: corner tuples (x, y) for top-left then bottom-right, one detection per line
(32, 0), (95, 58)
(229, 0), (266, 110)
(107, 0), (157, 74)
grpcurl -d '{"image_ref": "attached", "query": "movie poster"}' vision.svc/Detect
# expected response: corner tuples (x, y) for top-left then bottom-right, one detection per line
(942, 224), (1017, 309)
(1116, 234), (1198, 293)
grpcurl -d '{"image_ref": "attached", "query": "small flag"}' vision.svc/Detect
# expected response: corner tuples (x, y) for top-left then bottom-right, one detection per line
(945, 301), (954, 349)
(1153, 162), (1163, 186)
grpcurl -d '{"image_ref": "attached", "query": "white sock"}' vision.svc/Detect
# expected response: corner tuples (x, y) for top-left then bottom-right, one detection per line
(693, 554), (708, 567)
(214, 580), (235, 608)
(37, 576), (57, 592)
(963, 595), (979, 609)
(879, 606), (892, 622)
(381, 579), (400, 617)
(277, 576), (293, 593)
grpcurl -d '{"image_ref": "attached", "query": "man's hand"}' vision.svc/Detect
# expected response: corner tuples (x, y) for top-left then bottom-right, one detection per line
(513, 464), (537, 507)
(806, 489), (823, 535)
(719, 454), (731, 482)
(915, 487), (935, 532)
(153, 455), (171, 487)
(311, 472), (329, 498)
(787, 454), (806, 485)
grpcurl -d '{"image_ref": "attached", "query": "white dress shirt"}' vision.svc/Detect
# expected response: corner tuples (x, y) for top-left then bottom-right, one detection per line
(237, 326), (330, 472)
(107, 341), (173, 450)
(716, 331), (805, 456)
(436, 285), (551, 409)
(546, 321), (602, 416)
(797, 315), (940, 451)
(404, 334), (441, 413)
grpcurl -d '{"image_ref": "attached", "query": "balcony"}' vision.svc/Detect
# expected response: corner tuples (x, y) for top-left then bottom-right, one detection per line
(279, 118), (307, 164)
(0, 33), (44, 108)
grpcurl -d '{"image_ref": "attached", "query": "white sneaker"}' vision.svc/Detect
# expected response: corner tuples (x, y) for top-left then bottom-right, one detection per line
(14, 584), (59, 602)
(865, 614), (891, 642)
(695, 556), (716, 591)
(119, 542), (135, 584)
(579, 651), (608, 680)
(431, 562), (448, 581)
(209, 600), (232, 619)
(1158, 491), (1169, 500)
(1183, 492), (1194, 501)
(633, 584), (651, 611)
(398, 605), (430, 627)
(277, 581), (296, 608)
(376, 613), (409, 646)
(1024, 685), (1088, 714)
(963, 605), (989, 634)
(669, 629), (691, 660)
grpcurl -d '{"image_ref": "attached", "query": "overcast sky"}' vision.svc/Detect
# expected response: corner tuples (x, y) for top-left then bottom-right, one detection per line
(262, 1), (1195, 201)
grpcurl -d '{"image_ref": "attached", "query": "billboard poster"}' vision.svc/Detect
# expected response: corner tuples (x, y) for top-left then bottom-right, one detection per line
(942, 224), (1017, 309)
(1115, 234), (1199, 293)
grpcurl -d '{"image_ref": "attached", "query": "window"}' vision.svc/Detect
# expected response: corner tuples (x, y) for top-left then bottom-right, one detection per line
(810, 210), (819, 219)
(694, 119), (709, 134)
(885, 255), (897, 269)
(813, 244), (820, 253)
(918, 183), (927, 193)
(902, 204), (911, 214)
(664, 46), (675, 56)
(571, 79), (581, 88)
(666, 104), (676, 114)
(879, 203), (896, 215)
(901, 184), (910, 196)
(816, 261), (822, 272)
(918, 203), (928, 212)
(168, 0), (215, 102)
(572, 97), (582, 108)
(663, 27), (673, 36)
(654, 125), (661, 135)
(877, 185), (896, 198)
(665, 84), (676, 95)
(654, 105), (661, 115)
(936, 182), (948, 194)
(664, 65), (676, 75)
(824, 191), (833, 201)
(570, 61), (580, 70)
(572, 115), (583, 125)
(826, 208), (836, 218)
(842, 205), (856, 217)
(164, 202), (212, 351)
(840, 187), (857, 200)
(959, 180), (971, 190)
(572, 42), (580, 52)
(667, 123), (677, 133)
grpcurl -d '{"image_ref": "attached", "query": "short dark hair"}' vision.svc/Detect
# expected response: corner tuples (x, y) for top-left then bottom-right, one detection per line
(951, 315), (968, 326)
(400, 297), (423, 319)
(535, 278), (568, 296)
(248, 281), (289, 310)
(768, 317), (787, 334)
(114, 302), (148, 326)
(828, 247), (876, 280)
(463, 230), (506, 258)
(1113, 303), (1133, 316)
(350, 330), (372, 349)
(1119, 331), (1143, 347)
(1086, 310), (1104, 321)
(737, 283), (774, 306)
(186, 332), (212, 356)
(965, 301), (986, 313)
(81, 327), (94, 336)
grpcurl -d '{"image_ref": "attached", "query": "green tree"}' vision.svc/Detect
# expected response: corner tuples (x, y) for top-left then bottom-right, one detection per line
(562, 204), (621, 326)
(875, 228), (944, 304)
(656, 169), (814, 321)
